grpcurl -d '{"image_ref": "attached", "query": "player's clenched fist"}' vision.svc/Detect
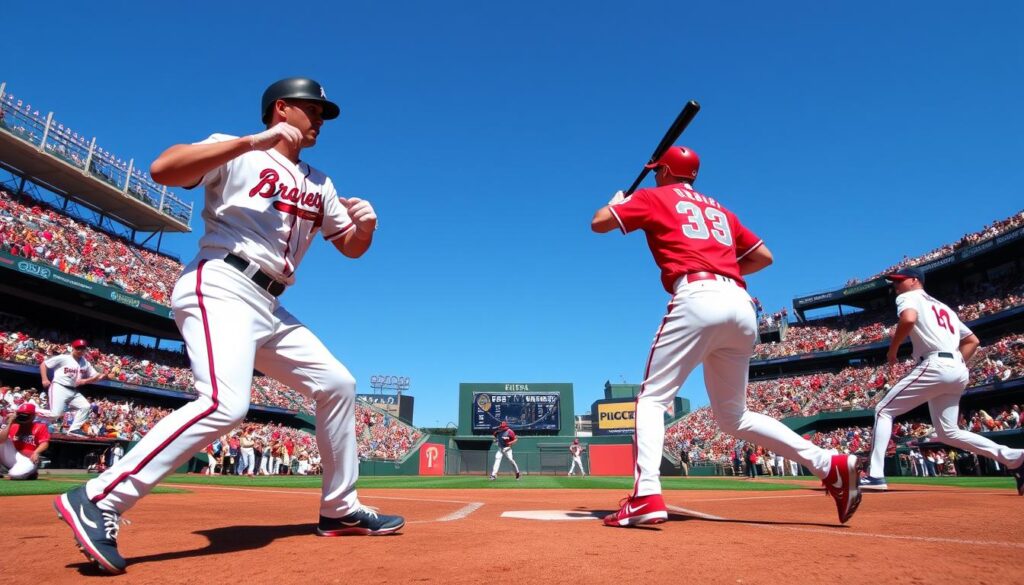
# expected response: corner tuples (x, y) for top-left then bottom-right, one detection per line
(248, 122), (303, 151)
(340, 197), (378, 237)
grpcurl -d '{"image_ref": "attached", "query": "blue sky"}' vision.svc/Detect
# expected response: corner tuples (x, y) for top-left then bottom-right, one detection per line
(3, 2), (1022, 428)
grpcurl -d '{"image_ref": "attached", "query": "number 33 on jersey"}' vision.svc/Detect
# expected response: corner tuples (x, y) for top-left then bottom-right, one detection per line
(609, 184), (763, 293)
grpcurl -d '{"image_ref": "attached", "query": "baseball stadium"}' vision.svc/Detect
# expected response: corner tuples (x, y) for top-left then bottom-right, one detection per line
(3, 7), (1024, 585)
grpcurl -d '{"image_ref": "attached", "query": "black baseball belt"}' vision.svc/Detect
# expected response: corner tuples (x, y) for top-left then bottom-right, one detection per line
(224, 253), (286, 297)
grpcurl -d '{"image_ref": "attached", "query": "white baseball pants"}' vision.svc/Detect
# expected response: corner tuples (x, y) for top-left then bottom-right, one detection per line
(492, 447), (519, 476)
(0, 441), (37, 478)
(634, 279), (833, 497)
(868, 356), (1024, 478)
(569, 455), (585, 475)
(85, 256), (362, 517)
(41, 383), (91, 433)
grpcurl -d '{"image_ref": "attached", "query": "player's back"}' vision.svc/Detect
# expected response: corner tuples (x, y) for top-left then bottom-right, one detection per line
(897, 289), (968, 359)
(610, 183), (763, 293)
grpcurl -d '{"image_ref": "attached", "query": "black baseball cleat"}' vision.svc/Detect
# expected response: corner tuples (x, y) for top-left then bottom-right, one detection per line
(515, 471), (521, 480)
(1012, 463), (1024, 497)
(316, 506), (405, 536)
(54, 486), (127, 574)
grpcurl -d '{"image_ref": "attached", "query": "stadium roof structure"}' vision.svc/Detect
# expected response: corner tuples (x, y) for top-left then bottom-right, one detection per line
(0, 82), (192, 234)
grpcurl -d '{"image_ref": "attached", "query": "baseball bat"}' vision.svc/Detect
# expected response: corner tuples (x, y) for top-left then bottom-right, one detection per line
(624, 100), (701, 195)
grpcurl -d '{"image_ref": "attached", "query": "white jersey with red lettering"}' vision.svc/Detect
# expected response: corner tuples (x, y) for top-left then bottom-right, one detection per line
(895, 289), (973, 361)
(193, 134), (355, 285)
(44, 353), (97, 388)
(84, 132), (367, 520)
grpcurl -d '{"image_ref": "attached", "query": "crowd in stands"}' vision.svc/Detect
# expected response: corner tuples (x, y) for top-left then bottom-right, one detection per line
(0, 326), (313, 413)
(0, 189), (182, 305)
(0, 381), (422, 468)
(754, 278), (1024, 360)
(667, 331), (1024, 466)
(843, 209), (1024, 287)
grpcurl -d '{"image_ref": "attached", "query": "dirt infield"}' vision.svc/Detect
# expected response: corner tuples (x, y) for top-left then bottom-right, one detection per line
(6, 481), (1022, 584)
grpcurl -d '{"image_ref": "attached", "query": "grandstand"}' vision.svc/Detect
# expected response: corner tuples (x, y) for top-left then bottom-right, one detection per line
(666, 208), (1024, 476)
(0, 85), (423, 473)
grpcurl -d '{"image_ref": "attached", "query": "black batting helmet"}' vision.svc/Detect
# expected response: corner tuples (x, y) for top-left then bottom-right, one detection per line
(261, 77), (340, 124)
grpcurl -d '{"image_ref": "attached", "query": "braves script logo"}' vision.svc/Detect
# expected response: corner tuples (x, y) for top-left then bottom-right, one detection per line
(249, 169), (324, 224)
(425, 446), (439, 469)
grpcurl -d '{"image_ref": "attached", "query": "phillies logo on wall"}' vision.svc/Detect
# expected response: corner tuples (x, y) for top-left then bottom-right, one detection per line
(424, 446), (439, 468)
(17, 261), (50, 279)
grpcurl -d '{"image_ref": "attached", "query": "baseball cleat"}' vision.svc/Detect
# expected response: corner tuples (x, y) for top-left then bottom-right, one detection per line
(515, 471), (521, 480)
(53, 486), (127, 574)
(1011, 463), (1024, 496)
(858, 476), (888, 491)
(316, 506), (405, 536)
(489, 475), (495, 481)
(823, 454), (862, 524)
(603, 493), (668, 527)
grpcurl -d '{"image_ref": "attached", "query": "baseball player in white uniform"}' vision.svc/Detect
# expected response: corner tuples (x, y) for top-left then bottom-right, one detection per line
(568, 438), (585, 476)
(592, 146), (862, 527)
(53, 77), (403, 576)
(490, 421), (521, 480)
(861, 267), (1024, 493)
(39, 339), (103, 436)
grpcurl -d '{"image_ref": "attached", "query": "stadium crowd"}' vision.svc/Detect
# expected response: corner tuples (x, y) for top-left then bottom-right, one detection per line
(0, 189), (182, 305)
(0, 383), (422, 468)
(843, 209), (1024, 286)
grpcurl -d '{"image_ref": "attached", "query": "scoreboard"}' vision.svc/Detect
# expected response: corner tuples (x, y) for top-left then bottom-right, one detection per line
(473, 392), (561, 432)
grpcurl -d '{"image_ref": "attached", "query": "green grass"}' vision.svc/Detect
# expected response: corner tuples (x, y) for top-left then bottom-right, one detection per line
(2, 473), (1013, 497)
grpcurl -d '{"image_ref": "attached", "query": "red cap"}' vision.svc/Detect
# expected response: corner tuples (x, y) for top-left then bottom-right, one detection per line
(498, 421), (509, 429)
(71, 339), (89, 349)
(16, 403), (36, 416)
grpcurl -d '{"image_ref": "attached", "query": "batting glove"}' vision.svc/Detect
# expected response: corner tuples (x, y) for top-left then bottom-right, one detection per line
(608, 190), (626, 205)
(248, 122), (303, 151)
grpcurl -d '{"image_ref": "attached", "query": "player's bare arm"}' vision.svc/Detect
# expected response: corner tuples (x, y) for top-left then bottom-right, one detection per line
(333, 197), (377, 258)
(31, 440), (49, 464)
(738, 244), (773, 276)
(39, 362), (51, 388)
(959, 333), (981, 361)
(150, 122), (302, 187)
(887, 309), (918, 364)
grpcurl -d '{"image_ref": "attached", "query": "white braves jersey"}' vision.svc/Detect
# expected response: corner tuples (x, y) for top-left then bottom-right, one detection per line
(191, 134), (356, 285)
(45, 353), (97, 387)
(895, 289), (973, 361)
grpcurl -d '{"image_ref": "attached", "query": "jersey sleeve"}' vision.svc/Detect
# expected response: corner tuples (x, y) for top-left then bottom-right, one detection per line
(895, 292), (916, 317)
(44, 355), (61, 369)
(958, 320), (974, 339)
(320, 179), (356, 242)
(186, 133), (236, 190)
(608, 190), (652, 234)
(82, 361), (98, 378)
(35, 423), (50, 443)
(733, 214), (764, 261)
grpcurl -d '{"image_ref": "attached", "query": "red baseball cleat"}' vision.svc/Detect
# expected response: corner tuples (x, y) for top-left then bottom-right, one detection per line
(823, 454), (862, 524)
(603, 493), (668, 527)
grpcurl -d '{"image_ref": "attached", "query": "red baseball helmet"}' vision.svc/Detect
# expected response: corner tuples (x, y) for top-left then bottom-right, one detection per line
(16, 403), (35, 416)
(645, 146), (700, 181)
(71, 339), (89, 349)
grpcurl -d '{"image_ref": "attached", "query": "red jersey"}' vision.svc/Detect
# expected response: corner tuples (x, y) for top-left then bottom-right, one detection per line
(609, 183), (763, 293)
(9, 422), (50, 456)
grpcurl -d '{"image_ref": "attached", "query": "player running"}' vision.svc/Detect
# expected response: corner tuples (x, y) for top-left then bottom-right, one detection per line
(591, 146), (861, 527)
(39, 339), (104, 436)
(860, 267), (1024, 493)
(52, 77), (403, 575)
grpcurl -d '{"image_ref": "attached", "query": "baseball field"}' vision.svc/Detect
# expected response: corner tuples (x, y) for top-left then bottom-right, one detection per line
(6, 473), (1020, 584)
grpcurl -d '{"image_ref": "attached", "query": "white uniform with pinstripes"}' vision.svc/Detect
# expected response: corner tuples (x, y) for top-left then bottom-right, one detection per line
(83, 134), (366, 518)
(867, 289), (1024, 478)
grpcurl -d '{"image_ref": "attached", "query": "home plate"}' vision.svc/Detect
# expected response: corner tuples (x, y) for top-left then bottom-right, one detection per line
(501, 510), (604, 521)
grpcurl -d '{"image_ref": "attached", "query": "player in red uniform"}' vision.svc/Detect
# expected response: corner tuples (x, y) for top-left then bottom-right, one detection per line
(0, 403), (50, 479)
(591, 146), (861, 526)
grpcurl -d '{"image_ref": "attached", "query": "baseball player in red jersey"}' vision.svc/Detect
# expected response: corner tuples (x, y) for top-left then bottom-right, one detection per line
(490, 421), (521, 480)
(53, 77), (403, 575)
(592, 146), (861, 527)
(0, 403), (50, 480)
(861, 267), (1024, 493)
